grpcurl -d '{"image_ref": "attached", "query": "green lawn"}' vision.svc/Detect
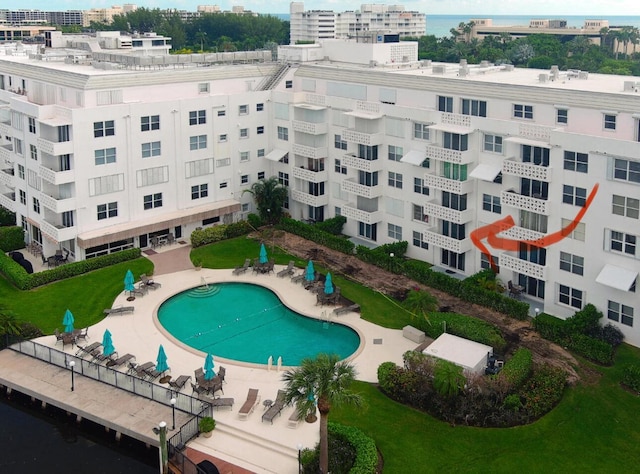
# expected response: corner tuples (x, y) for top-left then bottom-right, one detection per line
(2, 237), (640, 471)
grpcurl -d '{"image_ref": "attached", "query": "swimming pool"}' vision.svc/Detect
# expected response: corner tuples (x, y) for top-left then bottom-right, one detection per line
(157, 282), (361, 366)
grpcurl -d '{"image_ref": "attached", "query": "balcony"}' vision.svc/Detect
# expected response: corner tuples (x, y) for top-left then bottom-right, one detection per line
(40, 192), (76, 213)
(41, 219), (76, 243)
(292, 120), (328, 135)
(39, 165), (75, 185)
(342, 153), (383, 172)
(0, 192), (16, 211)
(500, 190), (550, 215)
(292, 166), (328, 183)
(502, 158), (552, 181)
(423, 201), (473, 225)
(497, 225), (545, 242)
(424, 144), (473, 165)
(0, 144), (13, 163)
(499, 252), (547, 280)
(292, 143), (327, 159)
(341, 203), (382, 225)
(341, 178), (383, 199)
(423, 174), (473, 194)
(36, 137), (73, 156)
(341, 128), (383, 146)
(0, 168), (15, 188)
(291, 189), (329, 207)
(422, 228), (472, 253)
(0, 121), (10, 137)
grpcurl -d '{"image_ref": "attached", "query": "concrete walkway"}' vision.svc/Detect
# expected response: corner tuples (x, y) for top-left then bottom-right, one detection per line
(142, 242), (194, 275)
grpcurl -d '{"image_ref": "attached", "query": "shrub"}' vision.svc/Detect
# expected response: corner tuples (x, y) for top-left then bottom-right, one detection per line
(0, 207), (16, 226)
(314, 215), (346, 235)
(520, 364), (566, 419)
(497, 348), (532, 389)
(0, 226), (25, 252)
(413, 312), (507, 352)
(247, 213), (263, 229)
(621, 365), (640, 394)
(594, 324), (625, 347)
(433, 359), (465, 398)
(503, 394), (523, 411)
(377, 362), (398, 394)
(567, 333), (615, 365)
(223, 220), (252, 238)
(565, 304), (602, 335)
(277, 218), (355, 254)
(198, 416), (216, 433)
(533, 313), (570, 343)
(191, 225), (228, 247)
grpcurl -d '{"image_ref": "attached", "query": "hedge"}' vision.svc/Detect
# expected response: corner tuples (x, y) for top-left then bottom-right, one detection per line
(621, 364), (640, 394)
(0, 226), (25, 252)
(314, 215), (346, 235)
(567, 333), (615, 366)
(277, 218), (355, 254)
(497, 348), (533, 389)
(0, 248), (142, 290)
(190, 221), (252, 248)
(533, 313), (571, 341)
(327, 422), (377, 474)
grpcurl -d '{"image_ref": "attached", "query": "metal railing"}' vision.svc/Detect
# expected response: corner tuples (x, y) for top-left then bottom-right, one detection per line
(169, 405), (212, 474)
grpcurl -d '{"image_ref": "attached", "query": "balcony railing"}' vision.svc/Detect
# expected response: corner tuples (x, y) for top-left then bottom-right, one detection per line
(39, 165), (75, 185)
(292, 166), (328, 183)
(423, 174), (473, 195)
(40, 192), (76, 213)
(40, 219), (76, 243)
(502, 158), (552, 181)
(341, 203), (382, 225)
(36, 137), (73, 156)
(424, 145), (472, 164)
(341, 128), (383, 146)
(499, 252), (547, 280)
(341, 178), (383, 199)
(500, 190), (550, 215)
(0, 192), (16, 211)
(291, 189), (329, 207)
(423, 201), (474, 225)
(341, 153), (383, 172)
(0, 143), (13, 163)
(0, 168), (15, 187)
(292, 143), (327, 159)
(422, 229), (472, 253)
(496, 225), (546, 243)
(292, 120), (328, 135)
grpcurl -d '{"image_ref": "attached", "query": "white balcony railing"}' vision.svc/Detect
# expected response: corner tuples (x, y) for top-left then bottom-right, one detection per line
(502, 158), (552, 181)
(424, 144), (473, 164)
(292, 166), (328, 183)
(36, 138), (73, 156)
(341, 128), (383, 146)
(423, 174), (473, 195)
(341, 178), (383, 199)
(39, 165), (75, 185)
(422, 229), (472, 253)
(40, 219), (76, 243)
(0, 169), (15, 188)
(291, 190), (329, 207)
(500, 190), (550, 215)
(0, 192), (16, 212)
(341, 203), (383, 225)
(292, 143), (327, 159)
(292, 120), (328, 135)
(40, 193), (76, 214)
(423, 201), (474, 225)
(341, 154), (383, 172)
(499, 252), (547, 280)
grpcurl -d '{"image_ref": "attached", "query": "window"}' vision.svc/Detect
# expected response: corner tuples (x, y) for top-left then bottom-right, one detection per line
(558, 284), (583, 309)
(562, 185), (587, 206)
(514, 104), (533, 119)
(237, 174), (247, 185)
(242, 203), (250, 212)
(257, 149), (265, 158)
(94, 120), (115, 137)
(141, 115), (160, 131)
(441, 249), (465, 271)
(520, 211), (548, 233)
(608, 301), (634, 326)
(521, 178), (548, 199)
(19, 189), (26, 204)
(199, 83), (209, 93)
(33, 197), (40, 213)
(388, 223), (402, 240)
(58, 125), (70, 142)
(143, 193), (162, 209)
(216, 158), (231, 167)
(191, 184), (208, 200)
(189, 110), (206, 125)
(412, 231), (429, 249)
(564, 151), (588, 173)
(443, 132), (468, 151)
(358, 222), (377, 241)
(442, 192), (466, 211)
(609, 230), (637, 256)
(29, 144), (37, 161)
(239, 104), (248, 115)
(442, 220), (466, 240)
(334, 134), (347, 150)
(559, 251), (584, 275)
(279, 153), (289, 164)
(413, 122), (430, 140)
(482, 194), (501, 213)
(285, 80), (293, 88)
(141, 141), (161, 158)
(97, 202), (118, 220)
(604, 113), (616, 130)
(240, 151), (250, 162)
(94, 148), (116, 165)
(388, 171), (403, 189)
(13, 139), (22, 155)
(461, 99), (487, 117)
(358, 170), (378, 187)
(219, 181), (228, 189)
(413, 204), (428, 223)
(443, 163), (467, 181)
(278, 172), (289, 186)
(481, 253), (499, 272)
(190, 135), (207, 150)
(562, 218), (585, 241)
(614, 158), (640, 184)
(414, 177), (429, 195)
(17, 164), (24, 179)
(217, 109), (226, 117)
(256, 103), (264, 111)
(28, 117), (36, 133)
(277, 126), (288, 141)
(257, 126), (264, 135)
(522, 146), (549, 166)
(335, 159), (347, 174)
(358, 144), (378, 161)
(388, 145), (403, 161)
(613, 195), (640, 219)
(557, 109), (568, 124)
(484, 134), (503, 153)
(240, 128), (249, 139)
(437, 95), (453, 113)
(257, 171), (265, 180)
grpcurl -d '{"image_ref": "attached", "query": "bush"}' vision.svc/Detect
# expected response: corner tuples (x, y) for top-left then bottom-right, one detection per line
(621, 365), (640, 394)
(520, 364), (566, 419)
(198, 416), (216, 433)
(377, 362), (398, 394)
(594, 324), (625, 347)
(247, 213), (263, 229)
(277, 218), (355, 254)
(497, 348), (532, 389)
(413, 312), (507, 352)
(565, 304), (602, 335)
(314, 215), (346, 235)
(223, 220), (252, 238)
(0, 207), (16, 226)
(191, 225), (227, 247)
(0, 226), (25, 252)
(567, 333), (615, 365)
(533, 313), (570, 342)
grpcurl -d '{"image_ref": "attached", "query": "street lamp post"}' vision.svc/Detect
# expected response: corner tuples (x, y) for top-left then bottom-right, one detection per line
(297, 443), (303, 473)
(153, 421), (168, 474)
(170, 398), (176, 430)
(69, 360), (75, 391)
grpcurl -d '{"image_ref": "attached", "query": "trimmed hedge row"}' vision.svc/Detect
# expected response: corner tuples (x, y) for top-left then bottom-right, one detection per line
(621, 364), (640, 394)
(190, 221), (252, 248)
(328, 422), (377, 474)
(277, 218), (356, 254)
(0, 226), (25, 252)
(567, 333), (615, 365)
(498, 348), (532, 389)
(314, 215), (347, 235)
(412, 311), (507, 352)
(0, 248), (141, 290)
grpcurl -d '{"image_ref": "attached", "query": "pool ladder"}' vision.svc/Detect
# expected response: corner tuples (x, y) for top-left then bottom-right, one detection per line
(267, 355), (283, 371)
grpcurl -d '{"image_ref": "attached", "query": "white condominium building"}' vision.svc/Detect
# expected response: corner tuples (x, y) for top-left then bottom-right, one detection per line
(289, 2), (426, 44)
(1, 36), (640, 347)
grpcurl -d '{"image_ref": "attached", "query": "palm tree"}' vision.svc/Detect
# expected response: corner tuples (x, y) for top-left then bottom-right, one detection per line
(402, 289), (438, 318)
(282, 354), (363, 474)
(243, 176), (288, 225)
(0, 307), (22, 347)
(433, 359), (465, 398)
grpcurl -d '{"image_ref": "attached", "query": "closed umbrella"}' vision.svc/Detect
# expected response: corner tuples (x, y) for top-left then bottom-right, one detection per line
(259, 243), (268, 264)
(204, 353), (215, 380)
(324, 273), (334, 295)
(124, 269), (135, 297)
(62, 309), (75, 333)
(102, 329), (115, 356)
(305, 260), (315, 281)
(156, 344), (169, 373)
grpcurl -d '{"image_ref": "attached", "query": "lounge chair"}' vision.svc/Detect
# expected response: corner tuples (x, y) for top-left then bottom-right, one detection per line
(91, 350), (119, 364)
(288, 407), (304, 428)
(291, 272), (306, 284)
(104, 306), (135, 315)
(144, 366), (166, 381)
(232, 258), (251, 275)
(76, 341), (102, 358)
(198, 392), (235, 410)
(106, 353), (136, 368)
(262, 389), (287, 424)
(140, 274), (161, 290)
(277, 261), (295, 278)
(168, 375), (191, 390)
(129, 361), (154, 377)
(333, 304), (360, 316)
(238, 388), (260, 420)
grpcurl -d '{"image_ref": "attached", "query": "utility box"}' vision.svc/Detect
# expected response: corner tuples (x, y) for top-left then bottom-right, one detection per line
(403, 325), (425, 343)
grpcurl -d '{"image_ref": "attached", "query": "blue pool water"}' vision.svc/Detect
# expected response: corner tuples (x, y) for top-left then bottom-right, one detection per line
(157, 282), (360, 365)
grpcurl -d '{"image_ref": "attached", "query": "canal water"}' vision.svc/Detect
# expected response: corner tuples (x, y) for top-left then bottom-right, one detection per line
(0, 391), (157, 473)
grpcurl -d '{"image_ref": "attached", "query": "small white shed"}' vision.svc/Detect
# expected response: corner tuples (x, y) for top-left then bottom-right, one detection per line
(423, 333), (493, 375)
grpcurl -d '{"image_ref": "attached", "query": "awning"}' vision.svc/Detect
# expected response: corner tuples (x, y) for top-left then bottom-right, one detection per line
(596, 264), (638, 291)
(399, 150), (426, 166)
(344, 110), (384, 120)
(504, 136), (550, 147)
(265, 149), (288, 162)
(293, 103), (326, 111)
(427, 123), (474, 135)
(470, 163), (502, 182)
(76, 199), (241, 249)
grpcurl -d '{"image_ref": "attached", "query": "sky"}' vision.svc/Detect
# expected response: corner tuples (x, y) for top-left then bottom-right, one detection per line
(3, 0), (640, 16)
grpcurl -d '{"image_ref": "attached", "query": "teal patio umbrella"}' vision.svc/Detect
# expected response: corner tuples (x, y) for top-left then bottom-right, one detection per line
(305, 260), (315, 281)
(259, 243), (268, 264)
(62, 309), (75, 333)
(324, 273), (334, 295)
(156, 344), (169, 373)
(124, 269), (135, 295)
(102, 329), (115, 356)
(204, 353), (215, 380)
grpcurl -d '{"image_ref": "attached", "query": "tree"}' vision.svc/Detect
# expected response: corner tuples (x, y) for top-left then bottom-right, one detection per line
(433, 359), (465, 398)
(282, 354), (363, 474)
(0, 308), (21, 347)
(402, 289), (438, 318)
(242, 176), (288, 225)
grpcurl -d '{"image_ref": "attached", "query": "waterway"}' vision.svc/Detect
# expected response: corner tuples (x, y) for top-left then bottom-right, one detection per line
(0, 391), (157, 473)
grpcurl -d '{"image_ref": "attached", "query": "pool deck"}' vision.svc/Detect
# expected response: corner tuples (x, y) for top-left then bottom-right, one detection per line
(32, 263), (416, 473)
